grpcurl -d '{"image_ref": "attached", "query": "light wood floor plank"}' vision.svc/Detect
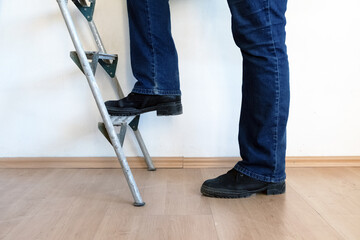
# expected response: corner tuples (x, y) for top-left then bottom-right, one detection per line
(1, 168), (359, 239)
(134, 215), (218, 240)
(348, 167), (360, 176)
(1, 169), (93, 240)
(163, 169), (212, 215)
(0, 169), (60, 239)
(93, 169), (217, 240)
(287, 168), (360, 240)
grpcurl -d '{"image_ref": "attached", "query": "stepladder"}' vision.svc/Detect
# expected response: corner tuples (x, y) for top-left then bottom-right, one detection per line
(57, 0), (155, 207)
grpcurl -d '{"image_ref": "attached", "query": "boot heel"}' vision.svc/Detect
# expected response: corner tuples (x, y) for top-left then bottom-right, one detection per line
(266, 182), (286, 195)
(157, 103), (183, 116)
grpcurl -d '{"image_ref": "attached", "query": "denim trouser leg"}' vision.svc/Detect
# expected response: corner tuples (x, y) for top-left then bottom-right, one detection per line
(127, 0), (181, 95)
(228, 0), (290, 183)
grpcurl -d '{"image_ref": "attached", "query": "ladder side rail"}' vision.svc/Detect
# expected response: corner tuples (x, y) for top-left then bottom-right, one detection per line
(57, 0), (144, 206)
(88, 20), (125, 99)
(88, 20), (106, 53)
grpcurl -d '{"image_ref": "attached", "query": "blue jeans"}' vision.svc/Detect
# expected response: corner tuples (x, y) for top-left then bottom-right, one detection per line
(127, 0), (290, 183)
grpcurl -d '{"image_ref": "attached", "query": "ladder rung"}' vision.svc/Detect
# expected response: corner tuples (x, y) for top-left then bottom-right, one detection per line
(98, 53), (117, 61)
(110, 116), (137, 126)
(82, 51), (117, 61)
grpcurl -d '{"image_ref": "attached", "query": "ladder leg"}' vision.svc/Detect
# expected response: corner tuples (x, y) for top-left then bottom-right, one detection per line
(133, 129), (156, 171)
(57, 0), (145, 206)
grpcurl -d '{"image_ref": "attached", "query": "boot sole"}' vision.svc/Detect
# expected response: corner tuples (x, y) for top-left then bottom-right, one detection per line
(107, 101), (183, 116)
(200, 182), (286, 198)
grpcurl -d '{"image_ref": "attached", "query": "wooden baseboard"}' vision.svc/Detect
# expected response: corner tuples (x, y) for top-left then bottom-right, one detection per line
(184, 157), (360, 168)
(0, 156), (360, 169)
(0, 157), (183, 169)
(183, 157), (239, 168)
(285, 156), (360, 167)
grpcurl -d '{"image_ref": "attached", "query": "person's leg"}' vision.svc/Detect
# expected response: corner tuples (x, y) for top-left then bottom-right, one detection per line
(105, 0), (182, 116)
(127, 0), (180, 96)
(201, 0), (289, 197)
(233, 0), (289, 183)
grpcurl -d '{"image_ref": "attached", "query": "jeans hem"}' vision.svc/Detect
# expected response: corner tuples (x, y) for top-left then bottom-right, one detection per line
(132, 87), (181, 96)
(234, 162), (286, 183)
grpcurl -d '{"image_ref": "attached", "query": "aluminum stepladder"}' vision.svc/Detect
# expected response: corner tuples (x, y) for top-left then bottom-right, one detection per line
(57, 0), (156, 207)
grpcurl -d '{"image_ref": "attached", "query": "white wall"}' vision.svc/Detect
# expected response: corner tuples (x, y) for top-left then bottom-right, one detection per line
(0, 0), (359, 158)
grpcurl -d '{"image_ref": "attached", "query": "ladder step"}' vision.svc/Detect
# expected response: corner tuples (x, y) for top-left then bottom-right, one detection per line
(81, 51), (117, 61)
(70, 51), (118, 78)
(110, 116), (137, 126)
(98, 116), (136, 144)
(97, 52), (117, 61)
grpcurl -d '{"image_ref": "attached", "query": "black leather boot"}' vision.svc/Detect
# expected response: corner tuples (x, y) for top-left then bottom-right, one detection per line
(105, 92), (183, 116)
(201, 168), (286, 198)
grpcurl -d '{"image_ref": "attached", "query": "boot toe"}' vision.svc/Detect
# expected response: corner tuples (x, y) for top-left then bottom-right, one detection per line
(201, 178), (218, 188)
(105, 100), (119, 107)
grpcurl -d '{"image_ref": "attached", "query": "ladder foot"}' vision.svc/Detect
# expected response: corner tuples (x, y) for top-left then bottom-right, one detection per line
(148, 167), (156, 171)
(133, 202), (146, 207)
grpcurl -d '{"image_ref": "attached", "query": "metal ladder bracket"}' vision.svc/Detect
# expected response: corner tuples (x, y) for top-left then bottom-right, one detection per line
(129, 115), (140, 131)
(70, 51), (99, 75)
(98, 57), (118, 78)
(98, 122), (111, 143)
(98, 122), (127, 147)
(72, 0), (96, 21)
(118, 124), (127, 147)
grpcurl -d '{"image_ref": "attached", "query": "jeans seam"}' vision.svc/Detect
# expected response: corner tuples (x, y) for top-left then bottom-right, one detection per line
(132, 87), (181, 96)
(144, 0), (157, 89)
(266, 0), (281, 175)
(234, 162), (286, 183)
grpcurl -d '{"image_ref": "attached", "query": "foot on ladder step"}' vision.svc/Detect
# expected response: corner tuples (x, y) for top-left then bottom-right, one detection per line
(105, 93), (183, 116)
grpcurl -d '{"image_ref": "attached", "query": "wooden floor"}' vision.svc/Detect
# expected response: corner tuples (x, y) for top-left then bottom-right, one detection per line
(0, 168), (359, 240)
